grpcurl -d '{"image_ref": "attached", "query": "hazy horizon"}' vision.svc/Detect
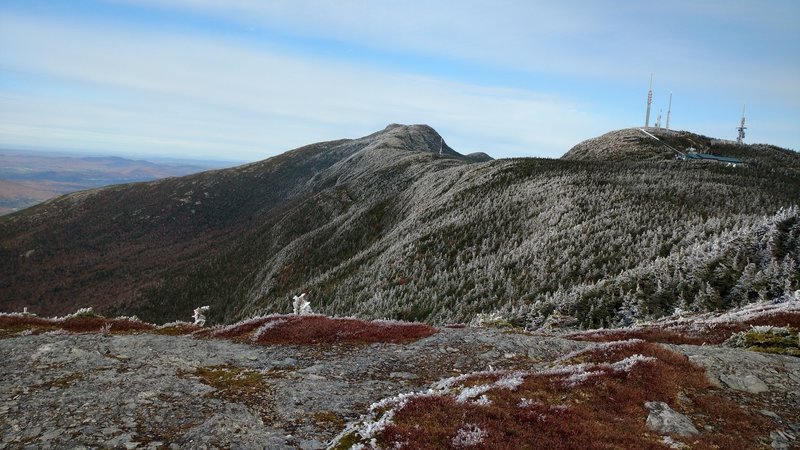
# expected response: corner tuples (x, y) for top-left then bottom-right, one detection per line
(0, 144), (246, 166)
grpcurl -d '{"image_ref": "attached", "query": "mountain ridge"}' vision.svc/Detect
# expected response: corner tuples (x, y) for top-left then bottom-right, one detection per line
(1, 124), (798, 330)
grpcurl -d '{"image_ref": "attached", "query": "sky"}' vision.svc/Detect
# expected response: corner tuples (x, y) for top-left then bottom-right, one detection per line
(0, 1), (798, 162)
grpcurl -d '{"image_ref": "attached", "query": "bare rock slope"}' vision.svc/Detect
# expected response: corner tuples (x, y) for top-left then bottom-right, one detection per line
(1, 327), (583, 449)
(1, 316), (798, 449)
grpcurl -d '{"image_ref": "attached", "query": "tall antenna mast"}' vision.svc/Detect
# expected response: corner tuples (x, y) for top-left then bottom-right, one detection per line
(439, 136), (443, 156)
(665, 92), (672, 130)
(736, 104), (747, 144)
(645, 74), (653, 127)
(655, 109), (662, 129)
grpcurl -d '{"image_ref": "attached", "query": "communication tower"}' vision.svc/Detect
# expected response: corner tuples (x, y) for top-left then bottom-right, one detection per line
(736, 105), (747, 144)
(665, 93), (672, 130)
(645, 74), (653, 127)
(655, 109), (662, 129)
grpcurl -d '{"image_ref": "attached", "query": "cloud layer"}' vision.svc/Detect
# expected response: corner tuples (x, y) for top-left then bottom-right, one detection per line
(0, 1), (798, 160)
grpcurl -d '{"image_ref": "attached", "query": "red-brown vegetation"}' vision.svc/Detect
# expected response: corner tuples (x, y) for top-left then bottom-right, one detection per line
(0, 313), (155, 336)
(0, 312), (436, 346)
(566, 305), (800, 346)
(365, 340), (771, 450)
(197, 315), (437, 345)
(252, 316), (437, 345)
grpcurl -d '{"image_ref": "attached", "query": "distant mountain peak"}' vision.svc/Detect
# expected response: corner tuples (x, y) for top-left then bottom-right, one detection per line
(368, 123), (463, 158)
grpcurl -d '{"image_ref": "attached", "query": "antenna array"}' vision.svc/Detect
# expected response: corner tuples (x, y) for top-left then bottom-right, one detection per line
(645, 74), (653, 127)
(666, 93), (672, 130)
(736, 105), (747, 144)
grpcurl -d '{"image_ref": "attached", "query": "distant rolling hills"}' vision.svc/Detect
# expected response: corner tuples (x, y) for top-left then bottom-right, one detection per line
(1, 125), (797, 328)
(0, 151), (234, 215)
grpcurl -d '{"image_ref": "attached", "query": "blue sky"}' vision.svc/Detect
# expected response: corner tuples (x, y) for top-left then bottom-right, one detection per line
(0, 1), (798, 161)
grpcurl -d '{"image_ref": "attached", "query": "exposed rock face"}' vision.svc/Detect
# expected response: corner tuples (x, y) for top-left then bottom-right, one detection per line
(3, 325), (800, 449)
(679, 345), (800, 398)
(720, 374), (770, 394)
(645, 401), (699, 436)
(0, 329), (584, 449)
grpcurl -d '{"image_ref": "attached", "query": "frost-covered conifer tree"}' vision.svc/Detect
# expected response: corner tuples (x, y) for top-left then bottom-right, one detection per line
(293, 293), (313, 315)
(192, 306), (210, 326)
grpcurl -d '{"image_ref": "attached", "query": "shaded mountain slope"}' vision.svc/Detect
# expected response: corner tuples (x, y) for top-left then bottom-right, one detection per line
(1, 124), (798, 329)
(0, 125), (470, 321)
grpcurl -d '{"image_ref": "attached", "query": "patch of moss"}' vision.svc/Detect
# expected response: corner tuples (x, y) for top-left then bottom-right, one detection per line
(312, 410), (346, 432)
(192, 365), (275, 421)
(331, 431), (362, 450)
(0, 325), (43, 338)
(734, 327), (799, 357)
(478, 319), (515, 329)
(195, 365), (265, 393)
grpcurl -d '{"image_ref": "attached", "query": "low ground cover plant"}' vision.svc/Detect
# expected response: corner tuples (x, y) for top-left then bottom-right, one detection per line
(333, 339), (771, 449)
(566, 300), (800, 349)
(0, 309), (437, 345)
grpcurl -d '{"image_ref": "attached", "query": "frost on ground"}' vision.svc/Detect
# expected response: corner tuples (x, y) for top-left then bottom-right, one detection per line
(451, 424), (487, 448)
(2, 303), (799, 449)
(566, 297), (800, 346)
(330, 330), (798, 450)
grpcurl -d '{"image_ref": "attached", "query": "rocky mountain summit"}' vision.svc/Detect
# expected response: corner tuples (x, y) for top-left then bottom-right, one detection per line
(1, 300), (798, 449)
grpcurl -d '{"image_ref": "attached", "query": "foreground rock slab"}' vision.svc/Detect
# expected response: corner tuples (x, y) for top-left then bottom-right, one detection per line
(0, 329), (584, 449)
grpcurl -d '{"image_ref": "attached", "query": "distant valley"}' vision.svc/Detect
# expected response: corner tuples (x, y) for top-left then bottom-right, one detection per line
(0, 151), (237, 215)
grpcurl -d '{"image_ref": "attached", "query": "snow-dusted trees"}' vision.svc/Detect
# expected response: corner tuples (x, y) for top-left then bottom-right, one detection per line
(162, 145), (798, 329)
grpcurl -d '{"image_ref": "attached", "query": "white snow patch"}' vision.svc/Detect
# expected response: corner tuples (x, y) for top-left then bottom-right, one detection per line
(610, 354), (657, 373)
(158, 320), (194, 328)
(456, 384), (492, 403)
(565, 369), (605, 386)
(451, 424), (487, 448)
(209, 314), (283, 337)
(454, 372), (526, 403)
(495, 374), (524, 390)
(473, 394), (492, 406)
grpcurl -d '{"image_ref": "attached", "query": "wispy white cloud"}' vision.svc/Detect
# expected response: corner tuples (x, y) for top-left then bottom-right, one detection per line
(1, 1), (797, 158)
(0, 11), (614, 159)
(106, 0), (800, 102)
